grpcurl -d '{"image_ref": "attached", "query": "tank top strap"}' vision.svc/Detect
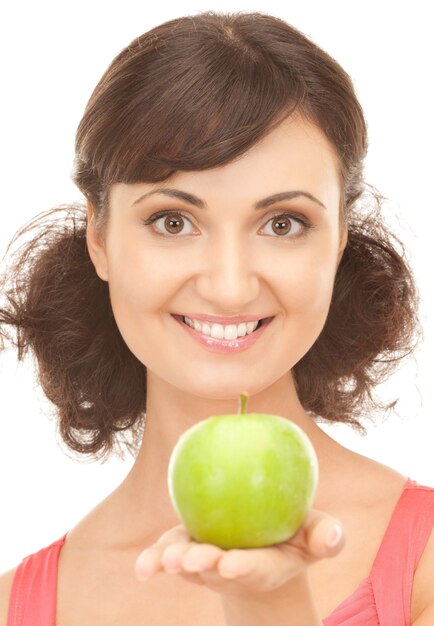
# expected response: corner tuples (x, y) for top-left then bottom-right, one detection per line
(7, 534), (67, 626)
(370, 478), (434, 625)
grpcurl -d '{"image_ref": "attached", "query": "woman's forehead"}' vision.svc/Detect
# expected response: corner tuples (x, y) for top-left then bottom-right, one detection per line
(110, 116), (341, 213)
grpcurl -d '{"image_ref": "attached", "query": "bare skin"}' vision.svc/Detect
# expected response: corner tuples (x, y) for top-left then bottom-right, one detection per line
(1, 115), (433, 624)
(50, 436), (414, 624)
(2, 458), (430, 625)
(83, 111), (350, 556)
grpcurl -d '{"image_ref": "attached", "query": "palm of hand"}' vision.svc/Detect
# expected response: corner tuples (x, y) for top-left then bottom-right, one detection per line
(135, 510), (344, 596)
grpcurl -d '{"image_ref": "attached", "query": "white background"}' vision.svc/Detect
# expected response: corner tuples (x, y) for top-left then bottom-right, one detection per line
(0, 1), (433, 572)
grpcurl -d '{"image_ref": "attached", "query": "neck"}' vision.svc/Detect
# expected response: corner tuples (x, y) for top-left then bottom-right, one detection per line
(79, 371), (350, 551)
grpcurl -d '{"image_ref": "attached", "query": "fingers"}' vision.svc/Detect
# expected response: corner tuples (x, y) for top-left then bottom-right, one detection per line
(289, 509), (345, 559)
(135, 525), (190, 579)
(135, 525), (224, 581)
(212, 541), (310, 591)
(134, 511), (345, 595)
(207, 511), (344, 592)
(171, 543), (223, 573)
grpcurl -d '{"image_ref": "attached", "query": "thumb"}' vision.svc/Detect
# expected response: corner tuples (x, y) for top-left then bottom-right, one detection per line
(288, 509), (345, 560)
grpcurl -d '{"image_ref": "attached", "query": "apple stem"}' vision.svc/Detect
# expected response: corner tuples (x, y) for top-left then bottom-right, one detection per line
(239, 391), (249, 414)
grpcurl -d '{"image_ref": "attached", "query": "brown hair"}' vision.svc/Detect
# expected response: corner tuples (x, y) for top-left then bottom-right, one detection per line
(0, 11), (423, 462)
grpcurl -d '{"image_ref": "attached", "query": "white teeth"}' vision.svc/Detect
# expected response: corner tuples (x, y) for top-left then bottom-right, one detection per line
(184, 317), (259, 338)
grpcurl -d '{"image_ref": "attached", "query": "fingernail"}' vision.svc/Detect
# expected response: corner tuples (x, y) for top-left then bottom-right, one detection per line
(326, 523), (342, 548)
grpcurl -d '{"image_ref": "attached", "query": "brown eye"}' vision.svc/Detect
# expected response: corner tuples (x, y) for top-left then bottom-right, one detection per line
(260, 213), (309, 238)
(271, 215), (292, 236)
(143, 209), (312, 239)
(142, 210), (196, 236)
(164, 214), (184, 234)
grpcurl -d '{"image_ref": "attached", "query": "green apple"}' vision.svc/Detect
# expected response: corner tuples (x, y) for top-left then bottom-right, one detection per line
(167, 392), (318, 549)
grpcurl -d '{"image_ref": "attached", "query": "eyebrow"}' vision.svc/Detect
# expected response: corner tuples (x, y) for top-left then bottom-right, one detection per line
(131, 188), (327, 211)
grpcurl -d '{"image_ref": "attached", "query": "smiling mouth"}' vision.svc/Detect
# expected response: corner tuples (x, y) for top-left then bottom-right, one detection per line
(171, 315), (274, 331)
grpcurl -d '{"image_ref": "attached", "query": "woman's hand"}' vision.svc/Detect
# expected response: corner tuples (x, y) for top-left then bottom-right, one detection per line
(134, 509), (344, 597)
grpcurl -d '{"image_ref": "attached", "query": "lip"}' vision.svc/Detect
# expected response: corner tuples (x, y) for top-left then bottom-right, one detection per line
(171, 314), (274, 354)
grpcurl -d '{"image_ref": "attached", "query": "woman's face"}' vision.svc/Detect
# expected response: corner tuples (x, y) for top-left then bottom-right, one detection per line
(87, 114), (347, 400)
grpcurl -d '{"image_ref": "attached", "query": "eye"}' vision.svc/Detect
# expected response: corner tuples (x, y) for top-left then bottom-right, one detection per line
(142, 211), (196, 236)
(142, 210), (313, 239)
(260, 212), (312, 238)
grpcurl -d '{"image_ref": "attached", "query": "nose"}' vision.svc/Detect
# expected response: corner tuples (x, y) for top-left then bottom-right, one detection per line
(195, 229), (261, 310)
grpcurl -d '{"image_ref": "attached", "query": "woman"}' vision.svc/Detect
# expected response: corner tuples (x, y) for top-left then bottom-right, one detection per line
(0, 10), (433, 625)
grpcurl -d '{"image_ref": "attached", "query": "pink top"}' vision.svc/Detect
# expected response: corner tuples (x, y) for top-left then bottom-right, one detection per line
(6, 477), (434, 625)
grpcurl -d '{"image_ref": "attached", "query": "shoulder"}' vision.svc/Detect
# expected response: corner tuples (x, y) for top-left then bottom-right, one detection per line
(412, 506), (434, 622)
(347, 457), (434, 621)
(0, 566), (18, 626)
(340, 449), (408, 510)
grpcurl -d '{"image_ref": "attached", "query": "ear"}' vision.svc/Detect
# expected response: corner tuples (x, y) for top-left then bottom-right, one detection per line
(336, 224), (348, 268)
(86, 201), (109, 282)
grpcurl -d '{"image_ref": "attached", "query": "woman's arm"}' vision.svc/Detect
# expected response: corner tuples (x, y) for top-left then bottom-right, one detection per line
(0, 567), (18, 626)
(221, 571), (321, 626)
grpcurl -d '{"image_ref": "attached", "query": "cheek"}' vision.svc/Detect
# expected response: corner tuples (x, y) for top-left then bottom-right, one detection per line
(104, 243), (166, 346)
(302, 268), (334, 314)
(104, 238), (197, 367)
(276, 247), (338, 363)
(106, 233), (176, 310)
(280, 249), (336, 315)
